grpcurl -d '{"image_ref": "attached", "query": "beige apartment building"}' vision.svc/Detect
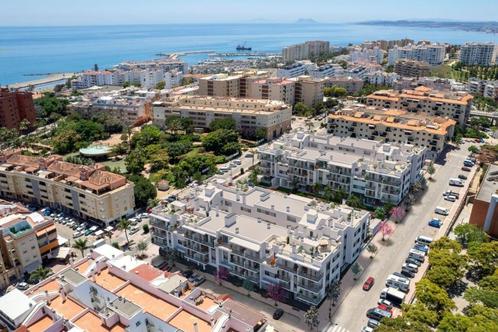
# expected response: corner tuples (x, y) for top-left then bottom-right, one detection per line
(328, 106), (456, 159)
(198, 72), (324, 107)
(0, 152), (135, 226)
(0, 207), (59, 289)
(366, 86), (473, 127)
(394, 59), (430, 77)
(153, 95), (292, 140)
(282, 40), (330, 62)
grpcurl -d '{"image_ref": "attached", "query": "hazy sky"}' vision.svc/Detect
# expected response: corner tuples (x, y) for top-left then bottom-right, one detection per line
(1, 0), (497, 26)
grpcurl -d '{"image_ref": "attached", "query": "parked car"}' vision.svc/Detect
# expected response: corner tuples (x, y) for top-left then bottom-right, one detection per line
(361, 326), (374, 332)
(73, 231), (83, 238)
(461, 166), (471, 172)
(273, 308), (284, 320)
(232, 159), (242, 165)
(129, 226), (139, 235)
(363, 276), (375, 291)
(458, 174), (468, 180)
(434, 206), (450, 216)
(181, 270), (194, 278)
(444, 195), (457, 202)
(413, 243), (429, 253)
(166, 195), (177, 203)
(16, 282), (29, 290)
(443, 190), (459, 199)
(377, 299), (393, 309)
(400, 268), (415, 278)
(402, 263), (418, 274)
(428, 218), (443, 228)
(406, 257), (422, 267)
(367, 319), (380, 329)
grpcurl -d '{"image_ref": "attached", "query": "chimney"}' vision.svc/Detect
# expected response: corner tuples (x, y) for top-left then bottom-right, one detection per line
(286, 206), (290, 212)
(224, 213), (236, 227)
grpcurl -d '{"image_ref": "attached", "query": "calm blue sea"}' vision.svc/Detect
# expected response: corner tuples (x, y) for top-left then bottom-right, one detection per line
(0, 23), (496, 85)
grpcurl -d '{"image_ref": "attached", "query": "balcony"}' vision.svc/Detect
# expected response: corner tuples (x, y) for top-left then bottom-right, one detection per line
(297, 281), (323, 293)
(298, 271), (323, 282)
(295, 292), (322, 305)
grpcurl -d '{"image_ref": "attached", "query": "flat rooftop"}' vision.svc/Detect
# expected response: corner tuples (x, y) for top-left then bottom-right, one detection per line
(368, 86), (473, 105)
(73, 312), (126, 332)
(330, 106), (456, 135)
(48, 296), (84, 320)
(26, 315), (53, 332)
(116, 284), (178, 321)
(477, 164), (498, 202)
(168, 310), (211, 332)
(94, 268), (127, 291)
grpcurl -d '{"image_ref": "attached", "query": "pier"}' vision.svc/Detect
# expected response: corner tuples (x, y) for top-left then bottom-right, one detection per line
(6, 73), (74, 90)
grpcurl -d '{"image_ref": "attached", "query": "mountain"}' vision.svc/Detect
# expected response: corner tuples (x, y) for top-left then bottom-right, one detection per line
(295, 18), (319, 24)
(358, 20), (498, 34)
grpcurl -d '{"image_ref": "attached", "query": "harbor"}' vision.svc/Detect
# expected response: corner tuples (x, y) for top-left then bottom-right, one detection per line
(6, 73), (74, 91)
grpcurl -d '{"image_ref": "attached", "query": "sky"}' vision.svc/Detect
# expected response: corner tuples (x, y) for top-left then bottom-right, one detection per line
(1, 0), (497, 26)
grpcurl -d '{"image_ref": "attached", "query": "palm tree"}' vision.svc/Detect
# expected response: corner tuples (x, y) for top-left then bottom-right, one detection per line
(29, 266), (51, 283)
(118, 218), (132, 246)
(72, 238), (89, 258)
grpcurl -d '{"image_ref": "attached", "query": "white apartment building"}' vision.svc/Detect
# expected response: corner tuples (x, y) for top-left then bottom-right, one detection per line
(350, 47), (385, 64)
(276, 63), (307, 78)
(387, 43), (446, 65)
(468, 78), (498, 100)
(459, 43), (497, 66)
(69, 88), (156, 125)
(258, 132), (426, 206)
(366, 86), (473, 127)
(364, 71), (400, 86)
(282, 41), (330, 63)
(150, 182), (370, 306)
(306, 63), (345, 79)
(0, 244), (266, 332)
(328, 105), (456, 159)
(73, 69), (183, 90)
(152, 95), (292, 140)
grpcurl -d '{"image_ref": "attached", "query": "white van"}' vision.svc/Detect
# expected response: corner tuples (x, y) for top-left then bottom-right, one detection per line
(416, 235), (433, 245)
(386, 275), (410, 292)
(449, 178), (464, 187)
(435, 206), (449, 215)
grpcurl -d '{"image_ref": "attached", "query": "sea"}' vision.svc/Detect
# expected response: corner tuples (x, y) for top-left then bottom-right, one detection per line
(0, 23), (497, 85)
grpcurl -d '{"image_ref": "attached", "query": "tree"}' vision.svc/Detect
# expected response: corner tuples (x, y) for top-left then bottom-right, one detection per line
(345, 194), (363, 209)
(390, 206), (406, 223)
(202, 129), (239, 155)
(351, 262), (362, 280)
(267, 283), (283, 305)
(118, 218), (132, 246)
(366, 243), (378, 258)
(464, 285), (498, 308)
(73, 238), (89, 257)
(249, 167), (260, 185)
(380, 221), (394, 241)
(427, 161), (436, 179)
(467, 241), (498, 276)
(155, 81), (166, 90)
(293, 102), (315, 117)
(454, 224), (487, 247)
(136, 240), (148, 258)
(209, 118), (236, 131)
(327, 280), (341, 308)
(427, 265), (463, 289)
(437, 312), (472, 331)
(374, 207), (386, 220)
(243, 279), (255, 294)
(468, 145), (480, 154)
(127, 174), (157, 209)
(304, 306), (320, 331)
(142, 224), (149, 234)
(215, 267), (229, 285)
(323, 86), (347, 98)
(415, 278), (455, 316)
(29, 266), (51, 283)
(404, 302), (439, 328)
(165, 116), (183, 135)
(125, 149), (146, 175)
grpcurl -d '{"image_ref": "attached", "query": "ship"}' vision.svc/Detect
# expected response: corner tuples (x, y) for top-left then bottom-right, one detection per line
(236, 42), (252, 51)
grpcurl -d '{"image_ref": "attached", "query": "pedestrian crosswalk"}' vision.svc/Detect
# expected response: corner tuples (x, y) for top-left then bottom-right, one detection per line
(327, 324), (350, 332)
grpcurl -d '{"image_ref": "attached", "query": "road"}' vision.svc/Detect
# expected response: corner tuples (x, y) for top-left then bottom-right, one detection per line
(328, 142), (474, 332)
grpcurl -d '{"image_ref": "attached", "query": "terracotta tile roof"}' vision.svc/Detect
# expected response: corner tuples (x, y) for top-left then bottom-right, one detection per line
(168, 310), (211, 332)
(48, 296), (85, 320)
(74, 312), (126, 332)
(129, 264), (163, 281)
(26, 315), (53, 332)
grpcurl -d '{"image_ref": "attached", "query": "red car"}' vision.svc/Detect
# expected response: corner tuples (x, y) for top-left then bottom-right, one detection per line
(363, 276), (375, 291)
(378, 304), (393, 313)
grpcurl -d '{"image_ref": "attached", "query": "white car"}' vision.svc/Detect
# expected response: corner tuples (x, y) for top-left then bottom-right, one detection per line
(129, 226), (140, 235)
(73, 231), (83, 238)
(444, 195), (457, 202)
(232, 159), (241, 165)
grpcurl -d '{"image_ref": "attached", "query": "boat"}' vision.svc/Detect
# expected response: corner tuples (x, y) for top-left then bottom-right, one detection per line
(236, 43), (252, 51)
